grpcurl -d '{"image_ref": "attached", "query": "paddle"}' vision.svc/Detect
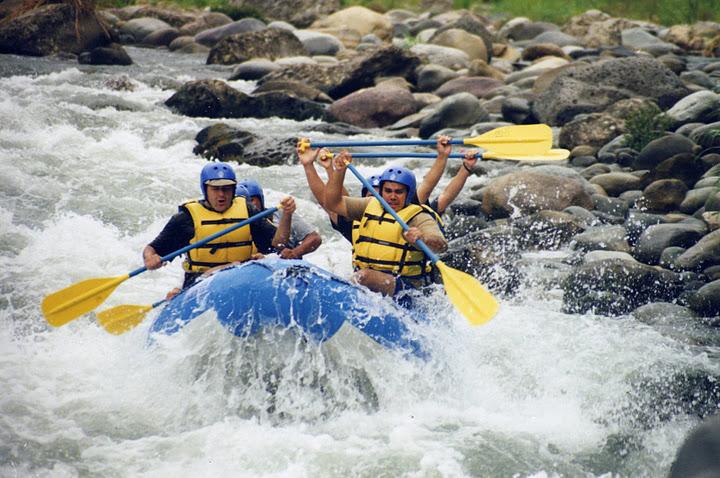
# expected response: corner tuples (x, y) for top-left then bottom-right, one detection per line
(42, 206), (278, 328)
(326, 148), (570, 162)
(344, 162), (499, 325)
(310, 124), (552, 156)
(96, 299), (166, 335)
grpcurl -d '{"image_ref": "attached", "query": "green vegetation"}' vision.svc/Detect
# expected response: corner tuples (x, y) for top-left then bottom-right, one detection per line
(339, 0), (720, 26)
(92, 0), (719, 26)
(622, 103), (672, 151)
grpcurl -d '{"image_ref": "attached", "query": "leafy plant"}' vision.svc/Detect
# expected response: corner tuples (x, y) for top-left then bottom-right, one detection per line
(622, 103), (672, 152)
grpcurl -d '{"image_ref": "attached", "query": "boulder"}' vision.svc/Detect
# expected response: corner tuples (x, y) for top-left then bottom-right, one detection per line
(0, 3), (112, 56)
(675, 229), (720, 271)
(562, 258), (684, 315)
(429, 28), (488, 62)
(327, 85), (418, 128)
(78, 43), (132, 65)
(533, 57), (690, 126)
(558, 112), (624, 149)
(258, 45), (421, 100)
(207, 28), (307, 65)
(670, 414), (720, 478)
(634, 222), (707, 264)
(632, 133), (696, 170)
(229, 0), (339, 28)
(418, 92), (489, 139)
(481, 170), (594, 219)
(434, 76), (504, 99)
(165, 79), (330, 122)
(311, 6), (392, 40)
(194, 17), (266, 47)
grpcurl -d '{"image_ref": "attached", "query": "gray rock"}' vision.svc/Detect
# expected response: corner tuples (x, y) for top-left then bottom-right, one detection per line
(562, 258), (684, 315)
(666, 90), (720, 126)
(635, 222), (707, 264)
(293, 30), (344, 56)
(434, 76), (504, 98)
(481, 169), (594, 219)
(636, 178), (689, 213)
(327, 85), (418, 128)
(687, 279), (720, 316)
(675, 229), (720, 270)
(528, 30), (580, 48)
(533, 57), (690, 126)
(680, 187), (717, 214)
(207, 28), (307, 65)
(120, 17), (173, 43)
(416, 64), (459, 92)
(621, 27), (682, 55)
(228, 58), (280, 80)
(194, 18), (266, 47)
(418, 92), (489, 138)
(632, 133), (696, 170)
(670, 414), (720, 478)
(572, 224), (630, 252)
(589, 172), (643, 196)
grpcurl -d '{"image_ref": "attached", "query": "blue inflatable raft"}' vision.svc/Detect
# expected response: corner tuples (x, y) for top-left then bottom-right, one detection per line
(149, 258), (425, 356)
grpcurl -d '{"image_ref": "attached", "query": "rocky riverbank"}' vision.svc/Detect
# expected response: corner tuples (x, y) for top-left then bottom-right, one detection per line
(2, 2), (720, 471)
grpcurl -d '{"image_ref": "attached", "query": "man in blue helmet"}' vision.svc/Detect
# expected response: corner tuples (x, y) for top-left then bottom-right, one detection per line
(324, 151), (447, 297)
(143, 162), (296, 293)
(236, 179), (322, 260)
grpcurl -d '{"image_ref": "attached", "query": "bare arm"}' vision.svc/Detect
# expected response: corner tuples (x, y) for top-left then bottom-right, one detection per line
(297, 141), (328, 205)
(271, 196), (296, 249)
(416, 134), (451, 204)
(280, 231), (322, 259)
(403, 215), (447, 253)
(436, 151), (478, 215)
(324, 150), (352, 218)
(143, 245), (163, 270)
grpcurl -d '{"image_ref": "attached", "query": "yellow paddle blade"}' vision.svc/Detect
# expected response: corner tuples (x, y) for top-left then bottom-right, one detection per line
(96, 304), (154, 335)
(465, 124), (552, 155)
(483, 148), (570, 161)
(41, 275), (129, 327)
(436, 261), (499, 325)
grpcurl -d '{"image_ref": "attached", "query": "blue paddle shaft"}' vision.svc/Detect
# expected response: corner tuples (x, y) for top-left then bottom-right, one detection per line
(127, 207), (278, 278)
(314, 139), (463, 147)
(349, 152), (472, 159)
(346, 163), (440, 264)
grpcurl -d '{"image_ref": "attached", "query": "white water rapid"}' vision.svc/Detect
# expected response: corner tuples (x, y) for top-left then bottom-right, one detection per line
(1, 47), (716, 477)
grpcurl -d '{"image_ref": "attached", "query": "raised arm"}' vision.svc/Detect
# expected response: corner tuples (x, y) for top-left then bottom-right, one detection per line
(297, 140), (328, 205)
(436, 151), (479, 215)
(416, 134), (451, 204)
(272, 196), (296, 249)
(324, 150), (352, 218)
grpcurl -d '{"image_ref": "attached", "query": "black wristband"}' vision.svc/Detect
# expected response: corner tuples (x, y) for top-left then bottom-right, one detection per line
(463, 162), (473, 173)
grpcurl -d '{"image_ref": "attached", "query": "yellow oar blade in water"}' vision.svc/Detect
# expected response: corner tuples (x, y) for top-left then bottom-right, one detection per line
(464, 124), (552, 154)
(96, 304), (154, 335)
(436, 261), (499, 325)
(483, 148), (570, 161)
(42, 275), (130, 327)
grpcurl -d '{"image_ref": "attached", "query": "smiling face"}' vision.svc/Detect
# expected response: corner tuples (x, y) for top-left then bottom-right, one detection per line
(206, 184), (235, 212)
(381, 181), (408, 211)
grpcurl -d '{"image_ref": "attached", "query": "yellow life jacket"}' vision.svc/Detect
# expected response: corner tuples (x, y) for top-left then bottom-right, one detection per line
(182, 198), (254, 273)
(352, 198), (433, 279)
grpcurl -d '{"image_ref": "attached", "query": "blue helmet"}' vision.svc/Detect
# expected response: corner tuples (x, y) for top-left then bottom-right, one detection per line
(379, 166), (417, 207)
(238, 179), (264, 209)
(200, 162), (236, 200)
(235, 184), (249, 199)
(361, 174), (381, 197)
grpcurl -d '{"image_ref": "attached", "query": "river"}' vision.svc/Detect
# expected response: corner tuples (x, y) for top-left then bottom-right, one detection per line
(0, 46), (715, 477)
